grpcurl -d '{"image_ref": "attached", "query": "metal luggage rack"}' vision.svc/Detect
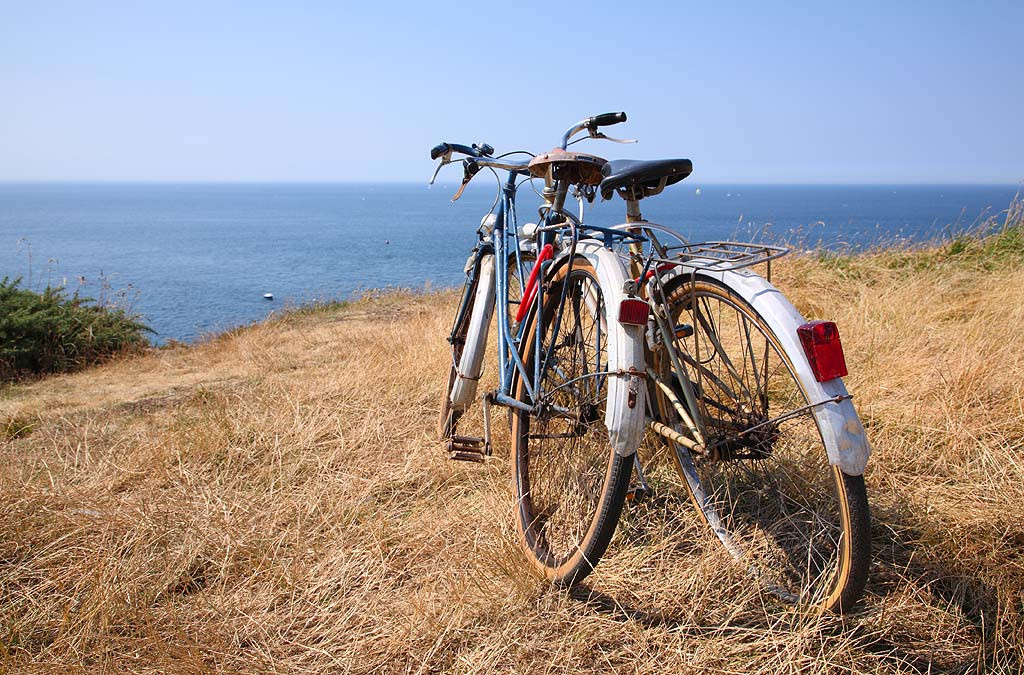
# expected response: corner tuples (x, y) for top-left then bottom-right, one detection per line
(657, 240), (791, 272)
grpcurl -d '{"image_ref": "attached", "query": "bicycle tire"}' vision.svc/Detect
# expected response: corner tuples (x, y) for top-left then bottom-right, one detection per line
(653, 275), (870, 612)
(510, 258), (632, 586)
(438, 265), (478, 440)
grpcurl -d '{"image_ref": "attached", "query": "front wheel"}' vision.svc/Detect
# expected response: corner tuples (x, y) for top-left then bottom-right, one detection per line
(439, 250), (534, 440)
(438, 258), (479, 440)
(511, 258), (632, 586)
(653, 276), (870, 613)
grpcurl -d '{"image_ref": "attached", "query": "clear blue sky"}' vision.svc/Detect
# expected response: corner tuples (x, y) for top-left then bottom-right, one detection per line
(1, 1), (1021, 183)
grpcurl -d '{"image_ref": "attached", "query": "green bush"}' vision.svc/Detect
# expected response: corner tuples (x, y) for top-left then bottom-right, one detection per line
(0, 277), (151, 381)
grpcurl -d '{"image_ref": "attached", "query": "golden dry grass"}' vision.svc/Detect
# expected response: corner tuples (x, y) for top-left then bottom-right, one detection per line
(2, 222), (1023, 673)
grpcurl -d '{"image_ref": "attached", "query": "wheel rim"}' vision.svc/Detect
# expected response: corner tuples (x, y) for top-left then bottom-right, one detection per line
(514, 266), (614, 568)
(659, 279), (850, 608)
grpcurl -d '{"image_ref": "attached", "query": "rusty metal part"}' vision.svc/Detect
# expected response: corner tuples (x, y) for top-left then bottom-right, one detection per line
(528, 148), (607, 186)
(648, 419), (705, 454)
(625, 454), (651, 502)
(451, 159), (481, 201)
(448, 435), (487, 462)
(451, 173), (474, 201)
(449, 450), (486, 463)
(647, 367), (703, 445)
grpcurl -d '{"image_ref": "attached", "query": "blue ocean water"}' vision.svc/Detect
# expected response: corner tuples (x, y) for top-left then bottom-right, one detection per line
(0, 182), (1018, 343)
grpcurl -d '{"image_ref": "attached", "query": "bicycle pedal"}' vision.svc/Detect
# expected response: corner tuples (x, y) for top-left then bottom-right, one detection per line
(450, 435), (484, 448)
(449, 450), (485, 463)
(448, 436), (487, 463)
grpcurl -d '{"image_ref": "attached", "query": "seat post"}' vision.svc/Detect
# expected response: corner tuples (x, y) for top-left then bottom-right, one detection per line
(625, 198), (643, 223)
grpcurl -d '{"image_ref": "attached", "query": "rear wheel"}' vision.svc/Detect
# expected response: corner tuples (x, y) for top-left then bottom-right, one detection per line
(654, 276), (870, 612)
(511, 259), (631, 586)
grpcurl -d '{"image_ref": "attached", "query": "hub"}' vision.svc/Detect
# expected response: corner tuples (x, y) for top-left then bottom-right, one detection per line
(706, 420), (779, 461)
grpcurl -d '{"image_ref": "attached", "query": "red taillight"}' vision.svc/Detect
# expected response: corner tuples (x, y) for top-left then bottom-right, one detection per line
(797, 320), (848, 382)
(618, 298), (650, 326)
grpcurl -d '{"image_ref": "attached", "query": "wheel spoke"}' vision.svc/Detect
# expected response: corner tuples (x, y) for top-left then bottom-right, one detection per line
(513, 264), (626, 578)
(656, 279), (854, 609)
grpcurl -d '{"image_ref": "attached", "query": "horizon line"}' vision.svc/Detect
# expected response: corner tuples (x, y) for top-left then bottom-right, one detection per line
(1, 179), (1021, 188)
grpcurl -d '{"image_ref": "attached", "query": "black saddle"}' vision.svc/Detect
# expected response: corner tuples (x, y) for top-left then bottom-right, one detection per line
(599, 158), (693, 200)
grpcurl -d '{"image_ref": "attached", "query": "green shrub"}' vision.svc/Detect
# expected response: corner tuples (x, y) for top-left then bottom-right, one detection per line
(0, 277), (151, 381)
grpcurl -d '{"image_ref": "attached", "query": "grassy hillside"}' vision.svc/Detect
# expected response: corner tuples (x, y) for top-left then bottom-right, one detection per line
(2, 212), (1023, 673)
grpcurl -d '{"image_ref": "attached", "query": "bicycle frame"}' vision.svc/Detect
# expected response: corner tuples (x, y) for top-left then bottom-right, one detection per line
(447, 169), (646, 420)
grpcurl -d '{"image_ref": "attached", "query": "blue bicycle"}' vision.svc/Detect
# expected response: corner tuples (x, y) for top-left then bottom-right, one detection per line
(434, 113), (649, 586)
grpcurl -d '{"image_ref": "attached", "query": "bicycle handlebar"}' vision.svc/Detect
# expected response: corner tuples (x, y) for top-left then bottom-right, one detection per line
(589, 111), (627, 128)
(429, 141), (496, 160)
(561, 111), (627, 149)
(431, 112), (628, 161)
(431, 142), (472, 160)
(461, 156), (531, 174)
(428, 112), (629, 193)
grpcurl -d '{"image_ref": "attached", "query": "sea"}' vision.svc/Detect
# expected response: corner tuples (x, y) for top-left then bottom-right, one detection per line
(0, 182), (1018, 344)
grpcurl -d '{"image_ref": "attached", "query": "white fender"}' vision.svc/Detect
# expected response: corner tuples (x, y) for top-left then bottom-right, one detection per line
(574, 241), (648, 457)
(450, 254), (495, 411)
(667, 264), (871, 476)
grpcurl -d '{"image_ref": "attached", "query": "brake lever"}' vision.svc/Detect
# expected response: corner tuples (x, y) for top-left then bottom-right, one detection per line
(429, 160), (448, 186)
(591, 131), (637, 144)
(451, 176), (471, 201)
(451, 158), (480, 202)
(428, 151), (453, 186)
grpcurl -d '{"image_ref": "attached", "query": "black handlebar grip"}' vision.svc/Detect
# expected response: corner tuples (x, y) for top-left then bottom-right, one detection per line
(430, 142), (451, 160)
(590, 112), (627, 128)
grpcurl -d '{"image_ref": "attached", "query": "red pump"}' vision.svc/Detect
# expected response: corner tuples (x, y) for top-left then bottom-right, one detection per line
(515, 244), (554, 324)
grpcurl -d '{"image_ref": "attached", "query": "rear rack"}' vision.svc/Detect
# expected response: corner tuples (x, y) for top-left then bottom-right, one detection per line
(657, 240), (790, 272)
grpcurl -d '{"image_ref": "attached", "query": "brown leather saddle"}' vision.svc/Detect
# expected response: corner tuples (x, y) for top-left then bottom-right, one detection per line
(528, 148), (607, 186)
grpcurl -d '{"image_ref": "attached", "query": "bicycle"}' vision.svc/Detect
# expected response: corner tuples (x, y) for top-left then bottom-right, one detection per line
(431, 114), (872, 613)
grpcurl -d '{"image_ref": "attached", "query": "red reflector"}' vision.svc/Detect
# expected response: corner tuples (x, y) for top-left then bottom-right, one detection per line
(797, 320), (848, 382)
(618, 299), (650, 326)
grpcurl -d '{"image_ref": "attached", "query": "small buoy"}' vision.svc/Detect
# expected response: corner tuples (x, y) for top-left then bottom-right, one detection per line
(263, 293), (274, 300)
(385, 240), (390, 245)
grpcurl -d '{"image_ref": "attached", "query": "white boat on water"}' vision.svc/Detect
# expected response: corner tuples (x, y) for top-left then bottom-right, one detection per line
(264, 293), (274, 300)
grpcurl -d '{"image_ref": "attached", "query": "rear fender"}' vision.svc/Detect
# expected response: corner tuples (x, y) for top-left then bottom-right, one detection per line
(562, 242), (647, 457)
(667, 265), (871, 476)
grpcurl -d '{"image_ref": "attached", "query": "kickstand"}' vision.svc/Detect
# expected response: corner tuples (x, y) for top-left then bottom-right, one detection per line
(626, 453), (651, 502)
(481, 393), (493, 457)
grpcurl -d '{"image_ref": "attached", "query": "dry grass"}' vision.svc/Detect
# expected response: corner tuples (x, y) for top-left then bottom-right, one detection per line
(2, 214), (1023, 673)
